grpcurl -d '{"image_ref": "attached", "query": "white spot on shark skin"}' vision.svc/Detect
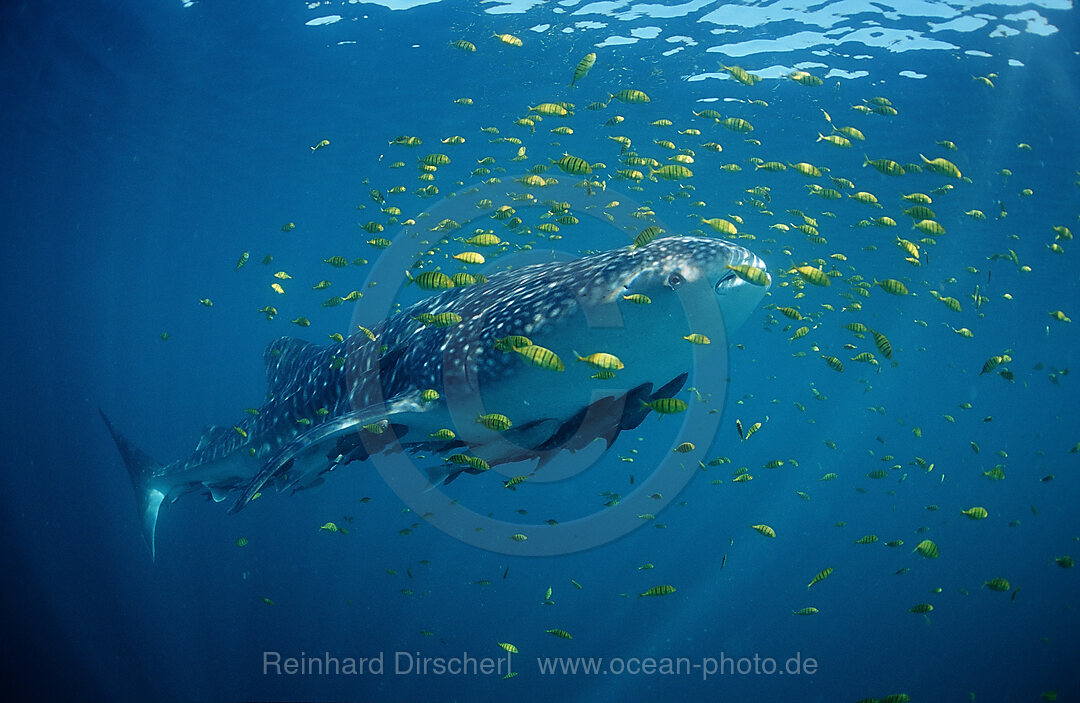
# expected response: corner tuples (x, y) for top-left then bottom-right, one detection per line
(899, 70), (927, 78)
(575, 20), (607, 29)
(966, 49), (993, 57)
(1008, 58), (1024, 66)
(666, 34), (698, 46)
(530, 23), (551, 32)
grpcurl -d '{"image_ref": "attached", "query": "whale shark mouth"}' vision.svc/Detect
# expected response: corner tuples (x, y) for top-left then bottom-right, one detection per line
(716, 249), (768, 295)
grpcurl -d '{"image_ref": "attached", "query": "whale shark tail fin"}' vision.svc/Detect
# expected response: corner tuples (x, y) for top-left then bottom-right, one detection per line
(100, 410), (166, 561)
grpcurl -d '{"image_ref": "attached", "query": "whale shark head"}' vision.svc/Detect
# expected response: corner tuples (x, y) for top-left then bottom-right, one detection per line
(611, 236), (770, 333)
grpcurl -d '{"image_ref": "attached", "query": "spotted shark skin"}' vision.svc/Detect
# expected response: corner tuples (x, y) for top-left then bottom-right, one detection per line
(102, 236), (768, 558)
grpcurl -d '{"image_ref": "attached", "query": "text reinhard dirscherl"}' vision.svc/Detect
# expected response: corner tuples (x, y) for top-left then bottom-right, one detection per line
(263, 651), (510, 677)
(262, 651), (819, 681)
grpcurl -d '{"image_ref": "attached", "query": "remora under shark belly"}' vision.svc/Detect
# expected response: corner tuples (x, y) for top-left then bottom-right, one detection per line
(102, 236), (768, 558)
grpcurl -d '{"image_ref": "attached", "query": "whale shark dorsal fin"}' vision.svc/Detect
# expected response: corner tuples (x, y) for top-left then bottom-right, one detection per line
(263, 336), (321, 396)
(196, 425), (228, 451)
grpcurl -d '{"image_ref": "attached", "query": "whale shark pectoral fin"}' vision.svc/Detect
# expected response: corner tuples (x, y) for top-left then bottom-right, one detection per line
(651, 372), (689, 401)
(229, 392), (428, 514)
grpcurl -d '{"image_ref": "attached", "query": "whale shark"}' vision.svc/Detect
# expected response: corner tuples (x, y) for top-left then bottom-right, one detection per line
(102, 236), (768, 558)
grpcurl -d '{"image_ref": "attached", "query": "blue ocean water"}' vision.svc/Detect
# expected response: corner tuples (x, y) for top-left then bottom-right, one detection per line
(1, 0), (1077, 701)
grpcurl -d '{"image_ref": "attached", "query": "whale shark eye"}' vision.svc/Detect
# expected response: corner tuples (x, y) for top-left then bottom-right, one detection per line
(667, 273), (683, 288)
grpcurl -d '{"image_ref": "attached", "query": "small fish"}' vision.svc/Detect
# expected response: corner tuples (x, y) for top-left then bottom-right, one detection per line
(574, 351), (625, 370)
(514, 344), (565, 372)
(477, 413), (513, 431)
(643, 398), (688, 415)
(807, 567), (834, 589)
(750, 524), (776, 538)
(915, 539), (940, 559)
(909, 603), (934, 622)
(726, 263), (771, 287)
(405, 270), (455, 290)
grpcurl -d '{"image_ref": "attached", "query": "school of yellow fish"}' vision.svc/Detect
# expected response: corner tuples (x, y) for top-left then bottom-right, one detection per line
(176, 30), (1076, 691)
